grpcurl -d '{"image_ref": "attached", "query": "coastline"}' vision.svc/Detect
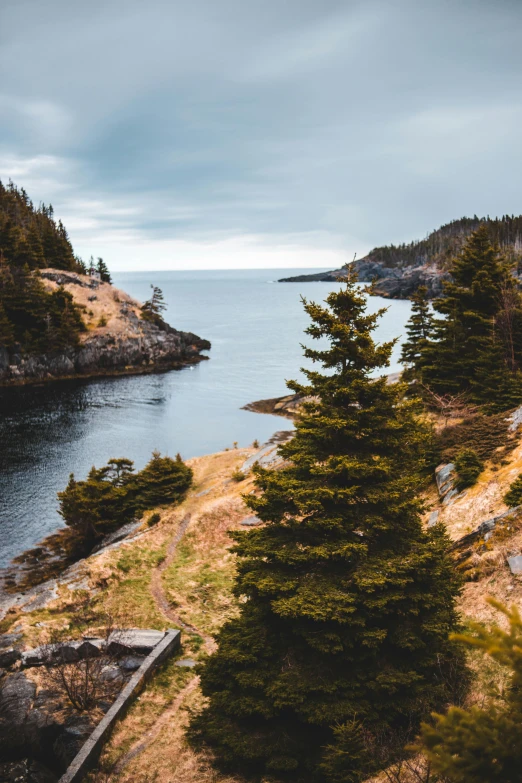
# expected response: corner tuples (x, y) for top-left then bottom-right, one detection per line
(0, 269), (211, 387)
(0, 351), (208, 388)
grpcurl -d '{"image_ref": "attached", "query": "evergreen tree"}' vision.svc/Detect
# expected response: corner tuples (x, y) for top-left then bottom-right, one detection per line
(96, 257), (112, 284)
(190, 281), (466, 782)
(421, 602), (522, 783)
(400, 286), (433, 382)
(141, 285), (167, 324)
(134, 451), (192, 510)
(419, 227), (522, 406)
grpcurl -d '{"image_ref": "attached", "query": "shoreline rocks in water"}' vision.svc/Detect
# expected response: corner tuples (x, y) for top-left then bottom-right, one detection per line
(278, 259), (448, 299)
(0, 270), (210, 386)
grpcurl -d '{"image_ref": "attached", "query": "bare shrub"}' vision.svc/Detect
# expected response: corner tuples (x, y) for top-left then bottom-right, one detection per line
(41, 617), (125, 712)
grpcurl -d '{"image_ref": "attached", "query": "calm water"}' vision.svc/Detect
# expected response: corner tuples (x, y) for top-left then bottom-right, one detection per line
(0, 270), (412, 566)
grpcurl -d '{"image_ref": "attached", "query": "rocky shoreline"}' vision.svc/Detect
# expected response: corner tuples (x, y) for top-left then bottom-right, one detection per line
(0, 271), (210, 386)
(278, 258), (448, 299)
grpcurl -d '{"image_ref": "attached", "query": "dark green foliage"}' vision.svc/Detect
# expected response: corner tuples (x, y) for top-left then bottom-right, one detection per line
(400, 286), (433, 382)
(141, 285), (167, 324)
(58, 452), (192, 549)
(503, 475), (522, 507)
(96, 257), (112, 283)
(0, 180), (88, 356)
(133, 451), (193, 510)
(367, 214), (522, 271)
(404, 227), (522, 410)
(147, 512), (161, 527)
(421, 602), (522, 783)
(454, 448), (484, 491)
(191, 280), (466, 782)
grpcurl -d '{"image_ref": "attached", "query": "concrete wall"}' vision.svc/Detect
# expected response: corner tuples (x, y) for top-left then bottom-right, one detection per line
(59, 629), (181, 783)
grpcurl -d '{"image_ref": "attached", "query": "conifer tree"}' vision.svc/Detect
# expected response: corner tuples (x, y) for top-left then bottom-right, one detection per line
(134, 451), (192, 510)
(96, 257), (112, 284)
(421, 601), (522, 783)
(190, 280), (465, 782)
(400, 285), (433, 382)
(419, 227), (522, 406)
(141, 285), (167, 324)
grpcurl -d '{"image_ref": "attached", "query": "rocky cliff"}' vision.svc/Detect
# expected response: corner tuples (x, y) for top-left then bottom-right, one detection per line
(279, 213), (522, 298)
(0, 270), (210, 385)
(279, 259), (448, 298)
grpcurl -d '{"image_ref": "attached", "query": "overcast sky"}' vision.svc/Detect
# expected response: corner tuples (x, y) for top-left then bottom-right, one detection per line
(1, 0), (521, 271)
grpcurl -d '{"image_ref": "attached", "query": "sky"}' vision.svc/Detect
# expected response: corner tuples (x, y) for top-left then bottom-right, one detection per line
(1, 0), (522, 271)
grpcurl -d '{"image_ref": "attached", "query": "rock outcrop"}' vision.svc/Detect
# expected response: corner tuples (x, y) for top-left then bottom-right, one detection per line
(0, 271), (210, 386)
(278, 259), (449, 299)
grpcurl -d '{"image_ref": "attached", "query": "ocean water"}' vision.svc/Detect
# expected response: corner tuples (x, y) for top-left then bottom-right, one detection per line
(0, 269), (412, 566)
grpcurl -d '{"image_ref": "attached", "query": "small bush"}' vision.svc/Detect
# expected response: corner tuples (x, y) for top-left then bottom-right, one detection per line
(504, 474), (522, 507)
(147, 512), (161, 527)
(455, 448), (484, 490)
(231, 469), (245, 483)
(97, 315), (107, 327)
(252, 439), (259, 448)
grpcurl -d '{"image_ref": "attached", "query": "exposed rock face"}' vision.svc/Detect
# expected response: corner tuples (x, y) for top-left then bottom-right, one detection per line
(278, 259), (449, 299)
(0, 308), (210, 386)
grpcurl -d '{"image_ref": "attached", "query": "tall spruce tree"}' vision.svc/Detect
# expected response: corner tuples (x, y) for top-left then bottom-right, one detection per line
(400, 285), (433, 382)
(418, 226), (522, 406)
(190, 280), (465, 782)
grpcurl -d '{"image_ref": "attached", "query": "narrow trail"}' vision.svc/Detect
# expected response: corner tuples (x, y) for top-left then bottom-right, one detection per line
(110, 509), (216, 779)
(150, 511), (215, 654)
(111, 675), (200, 777)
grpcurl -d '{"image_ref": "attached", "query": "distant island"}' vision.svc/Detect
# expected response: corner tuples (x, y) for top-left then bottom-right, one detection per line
(279, 214), (522, 298)
(0, 181), (210, 385)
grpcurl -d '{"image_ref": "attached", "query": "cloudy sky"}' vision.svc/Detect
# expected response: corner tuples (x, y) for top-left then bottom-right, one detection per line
(1, 0), (521, 271)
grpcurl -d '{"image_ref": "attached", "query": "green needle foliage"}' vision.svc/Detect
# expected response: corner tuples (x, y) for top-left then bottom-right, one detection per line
(404, 226), (522, 410)
(190, 279), (466, 783)
(59, 451), (192, 550)
(421, 601), (522, 783)
(400, 285), (433, 382)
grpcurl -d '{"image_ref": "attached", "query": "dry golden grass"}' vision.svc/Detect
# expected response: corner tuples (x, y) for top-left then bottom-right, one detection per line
(41, 268), (141, 336)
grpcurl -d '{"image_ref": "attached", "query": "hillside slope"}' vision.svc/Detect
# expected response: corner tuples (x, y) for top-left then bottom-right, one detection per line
(280, 214), (522, 298)
(0, 269), (210, 385)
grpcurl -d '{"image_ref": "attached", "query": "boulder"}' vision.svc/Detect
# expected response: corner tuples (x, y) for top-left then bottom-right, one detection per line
(0, 672), (36, 724)
(0, 647), (21, 668)
(240, 516), (262, 527)
(0, 633), (23, 651)
(435, 463), (456, 498)
(119, 655), (145, 672)
(508, 555), (522, 575)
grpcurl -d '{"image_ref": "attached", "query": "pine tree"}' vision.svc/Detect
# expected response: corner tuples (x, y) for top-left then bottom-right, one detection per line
(141, 285), (167, 324)
(190, 280), (466, 782)
(420, 227), (522, 405)
(421, 601), (522, 783)
(96, 257), (112, 284)
(134, 451), (192, 510)
(400, 285), (433, 382)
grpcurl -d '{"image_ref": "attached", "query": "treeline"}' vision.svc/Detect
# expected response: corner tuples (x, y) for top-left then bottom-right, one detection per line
(367, 213), (522, 270)
(0, 180), (109, 355)
(401, 226), (522, 411)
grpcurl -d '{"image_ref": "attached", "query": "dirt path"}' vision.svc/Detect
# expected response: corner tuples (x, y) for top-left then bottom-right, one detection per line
(150, 512), (215, 654)
(111, 675), (201, 777)
(110, 510), (216, 779)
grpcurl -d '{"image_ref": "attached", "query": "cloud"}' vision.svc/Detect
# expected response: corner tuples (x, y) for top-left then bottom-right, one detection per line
(1, 0), (522, 269)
